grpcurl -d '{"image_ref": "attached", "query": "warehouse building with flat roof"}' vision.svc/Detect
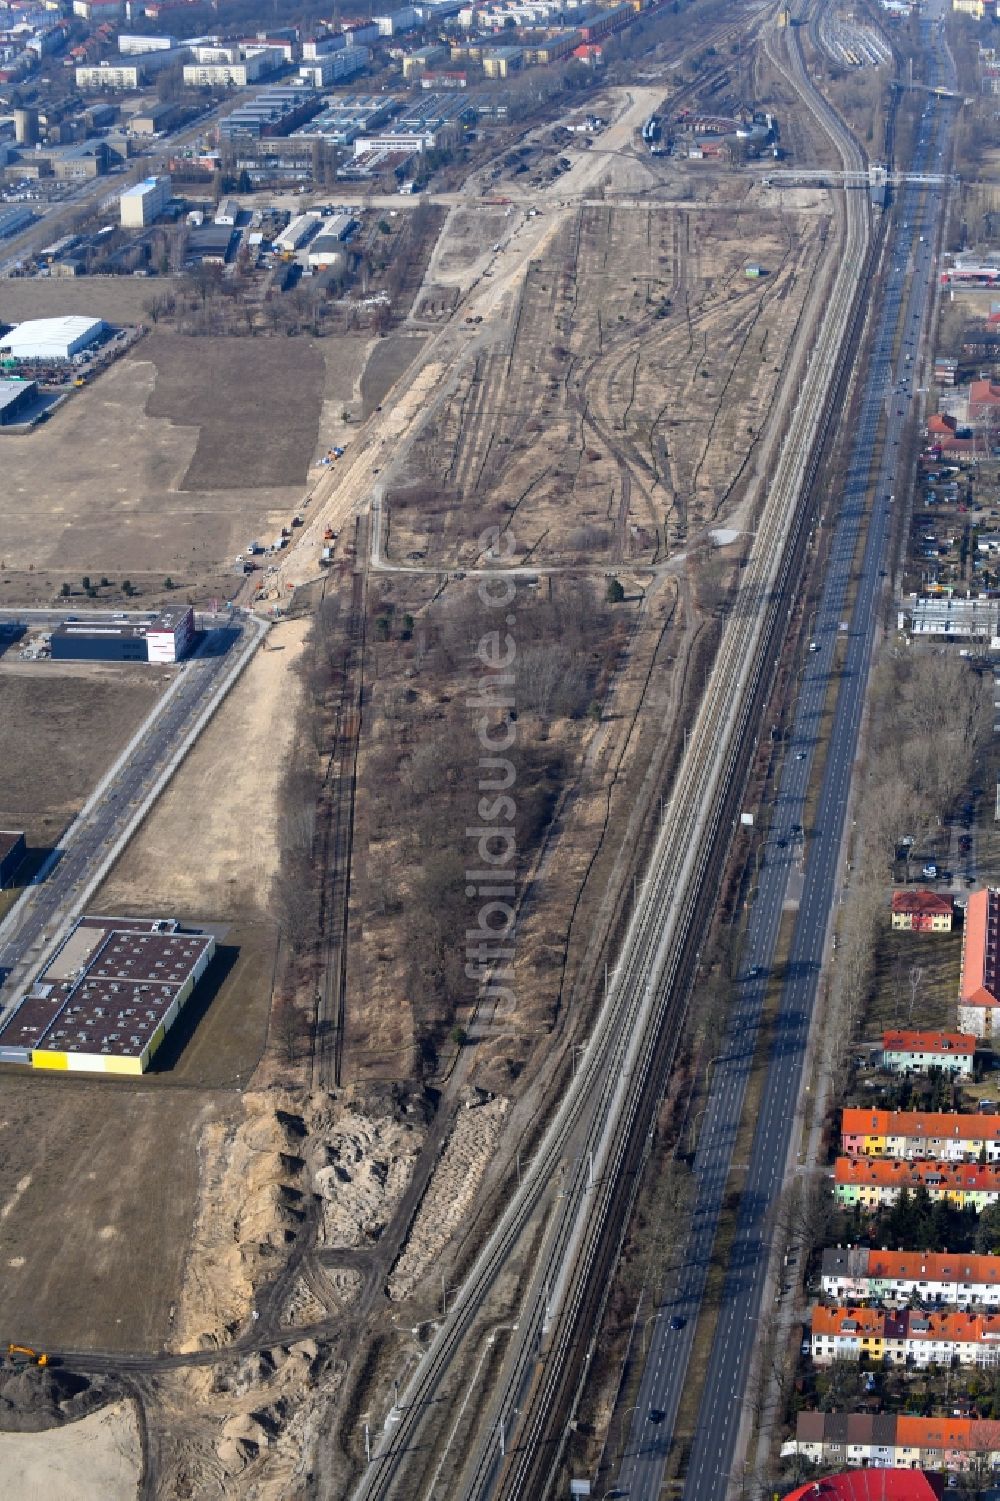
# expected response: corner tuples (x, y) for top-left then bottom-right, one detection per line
(50, 606), (195, 664)
(0, 914), (216, 1075)
(0, 379), (39, 426)
(0, 316), (106, 362)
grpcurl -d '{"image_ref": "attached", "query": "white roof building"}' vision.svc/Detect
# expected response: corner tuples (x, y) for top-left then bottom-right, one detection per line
(0, 316), (106, 361)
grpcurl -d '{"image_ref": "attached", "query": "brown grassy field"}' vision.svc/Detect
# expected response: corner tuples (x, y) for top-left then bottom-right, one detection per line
(143, 332), (324, 491)
(0, 660), (167, 844)
(864, 925), (964, 1040)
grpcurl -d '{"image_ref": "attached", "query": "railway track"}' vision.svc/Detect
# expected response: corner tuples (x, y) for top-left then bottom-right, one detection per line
(313, 514), (369, 1091)
(348, 16), (873, 1501)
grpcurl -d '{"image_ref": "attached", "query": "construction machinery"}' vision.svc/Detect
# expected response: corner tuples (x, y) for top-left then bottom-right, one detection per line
(7, 1344), (47, 1367)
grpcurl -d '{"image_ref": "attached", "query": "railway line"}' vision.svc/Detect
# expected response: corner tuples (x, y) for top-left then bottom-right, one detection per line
(347, 11), (873, 1500)
(312, 514), (369, 1091)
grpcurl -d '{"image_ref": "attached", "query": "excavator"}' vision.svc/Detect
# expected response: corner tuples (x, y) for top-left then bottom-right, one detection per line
(6, 1344), (47, 1367)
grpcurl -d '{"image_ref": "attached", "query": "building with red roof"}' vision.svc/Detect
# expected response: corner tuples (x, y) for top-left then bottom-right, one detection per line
(840, 1108), (1000, 1161)
(811, 1303), (1000, 1365)
(969, 378), (1000, 424)
(881, 1030), (975, 1076)
(960, 888), (1000, 1038)
(783, 1470), (941, 1501)
(783, 1410), (1000, 1471)
(890, 889), (953, 932)
(833, 1156), (1000, 1210)
(821, 1244), (1000, 1306)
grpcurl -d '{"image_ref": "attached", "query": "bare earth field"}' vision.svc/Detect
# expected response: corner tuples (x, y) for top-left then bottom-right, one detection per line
(0, 660), (167, 844)
(360, 332), (428, 418)
(0, 1076), (223, 1351)
(95, 615), (308, 918)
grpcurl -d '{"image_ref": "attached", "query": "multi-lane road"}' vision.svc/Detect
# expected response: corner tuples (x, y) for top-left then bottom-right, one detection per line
(617, 3), (955, 1497)
(0, 608), (266, 1009)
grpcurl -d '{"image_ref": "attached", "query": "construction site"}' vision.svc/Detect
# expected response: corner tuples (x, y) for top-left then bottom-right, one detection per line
(0, 0), (953, 1493)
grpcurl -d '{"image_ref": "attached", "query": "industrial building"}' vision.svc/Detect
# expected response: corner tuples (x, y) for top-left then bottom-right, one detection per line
(0, 914), (216, 1075)
(185, 224), (234, 264)
(290, 94), (401, 146)
(0, 316), (106, 361)
(217, 86), (322, 141)
(50, 606), (195, 663)
(901, 593), (1000, 644)
(0, 378), (39, 425)
(0, 832), (26, 889)
(352, 93), (474, 154)
(120, 173), (171, 227)
(273, 211), (322, 252)
(307, 235), (347, 268)
(130, 102), (185, 134)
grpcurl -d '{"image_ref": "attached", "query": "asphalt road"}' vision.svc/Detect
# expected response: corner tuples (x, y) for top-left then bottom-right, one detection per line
(616, 13), (954, 1500)
(0, 609), (264, 1008)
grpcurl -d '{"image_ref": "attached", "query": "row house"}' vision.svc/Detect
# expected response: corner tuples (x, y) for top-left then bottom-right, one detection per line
(833, 1157), (1000, 1210)
(822, 1245), (1000, 1306)
(811, 1304), (1000, 1366)
(881, 1030), (975, 1077)
(782, 1411), (1000, 1474)
(841, 1108), (1000, 1162)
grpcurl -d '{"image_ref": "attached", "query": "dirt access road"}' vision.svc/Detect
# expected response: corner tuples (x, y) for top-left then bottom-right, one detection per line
(264, 85), (670, 598)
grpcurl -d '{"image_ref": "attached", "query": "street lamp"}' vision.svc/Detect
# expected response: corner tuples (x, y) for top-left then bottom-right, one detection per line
(641, 1310), (662, 1359)
(705, 1053), (726, 1094)
(616, 1404), (639, 1463)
